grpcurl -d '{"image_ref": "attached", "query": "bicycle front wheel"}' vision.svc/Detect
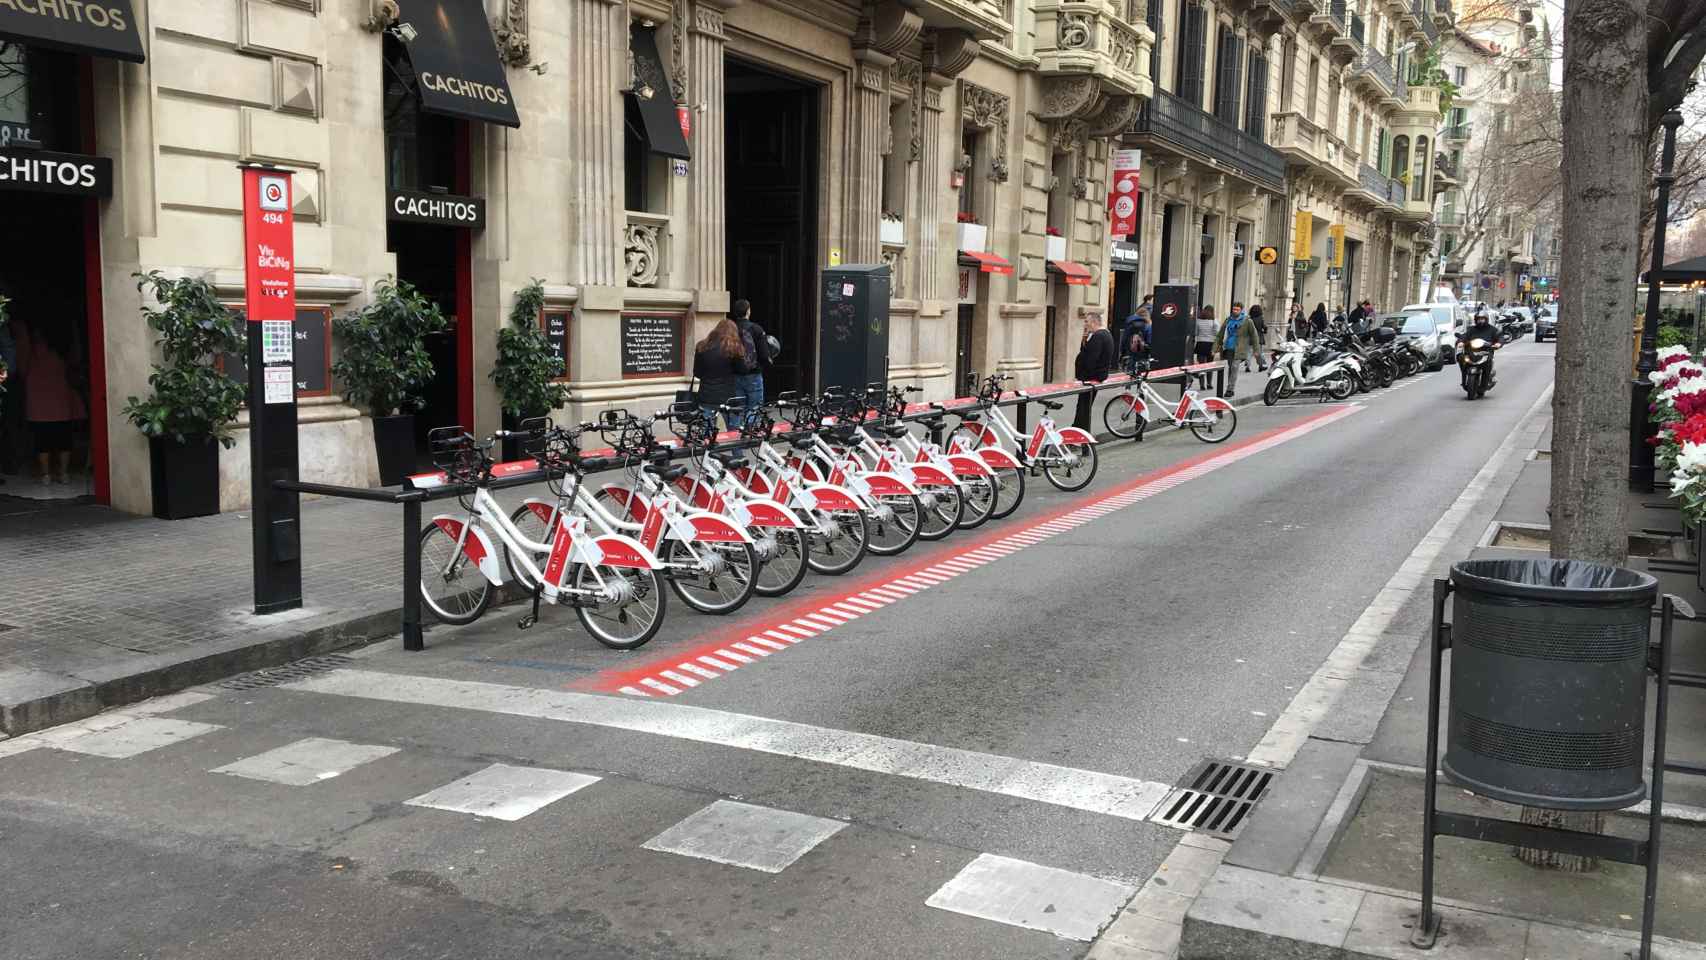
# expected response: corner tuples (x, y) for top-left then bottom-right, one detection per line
(988, 464), (1026, 519)
(1188, 406), (1238, 444)
(865, 493), (922, 556)
(664, 538), (757, 615)
(805, 508), (868, 575)
(572, 563), (667, 650)
(418, 523), (493, 625)
(1101, 393), (1144, 439)
(916, 484), (963, 540)
(956, 474), (996, 529)
(1041, 443), (1098, 492)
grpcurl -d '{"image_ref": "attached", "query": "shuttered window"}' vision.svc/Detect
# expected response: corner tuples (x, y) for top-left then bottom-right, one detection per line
(1176, 3), (1207, 108)
(1147, 0), (1163, 83)
(1213, 26), (1243, 122)
(1244, 50), (1267, 139)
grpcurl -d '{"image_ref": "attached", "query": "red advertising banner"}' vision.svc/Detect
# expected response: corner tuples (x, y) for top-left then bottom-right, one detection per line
(1108, 148), (1141, 239)
(677, 105), (692, 140)
(241, 167), (295, 323)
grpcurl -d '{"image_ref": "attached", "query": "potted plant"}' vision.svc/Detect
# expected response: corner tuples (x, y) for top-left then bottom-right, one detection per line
(880, 211), (906, 246)
(956, 212), (987, 254)
(121, 271), (247, 519)
(491, 279), (569, 462)
(333, 277), (447, 485)
(1045, 225), (1067, 262)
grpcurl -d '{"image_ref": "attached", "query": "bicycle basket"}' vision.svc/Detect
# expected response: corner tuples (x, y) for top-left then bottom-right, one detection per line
(428, 426), (485, 485)
(517, 416), (553, 460)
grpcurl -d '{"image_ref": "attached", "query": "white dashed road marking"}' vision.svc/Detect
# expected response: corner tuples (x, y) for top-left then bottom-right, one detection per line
(642, 799), (846, 873)
(926, 853), (1138, 941)
(405, 763), (602, 820)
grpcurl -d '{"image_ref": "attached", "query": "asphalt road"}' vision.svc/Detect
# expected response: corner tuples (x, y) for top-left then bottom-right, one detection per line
(0, 340), (1558, 960)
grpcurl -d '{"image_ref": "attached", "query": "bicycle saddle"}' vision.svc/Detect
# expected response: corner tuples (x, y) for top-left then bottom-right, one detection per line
(644, 463), (689, 483)
(1040, 399), (1064, 411)
(711, 450), (750, 470)
(828, 424), (859, 443)
(880, 424), (910, 439)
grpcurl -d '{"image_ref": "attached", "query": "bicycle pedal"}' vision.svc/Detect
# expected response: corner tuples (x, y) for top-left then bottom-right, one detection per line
(517, 614), (538, 630)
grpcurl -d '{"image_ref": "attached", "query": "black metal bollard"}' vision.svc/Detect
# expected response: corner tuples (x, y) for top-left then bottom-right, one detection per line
(402, 496), (424, 651)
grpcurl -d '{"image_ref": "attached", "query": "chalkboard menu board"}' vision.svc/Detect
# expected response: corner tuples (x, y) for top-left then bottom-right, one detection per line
(223, 306), (334, 399)
(621, 313), (684, 379)
(541, 310), (571, 381)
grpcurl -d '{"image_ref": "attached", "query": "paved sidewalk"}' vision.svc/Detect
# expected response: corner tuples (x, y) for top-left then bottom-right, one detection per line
(1166, 406), (1706, 959)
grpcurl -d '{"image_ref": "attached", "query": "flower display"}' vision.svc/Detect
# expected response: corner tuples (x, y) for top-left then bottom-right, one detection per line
(1656, 349), (1706, 526)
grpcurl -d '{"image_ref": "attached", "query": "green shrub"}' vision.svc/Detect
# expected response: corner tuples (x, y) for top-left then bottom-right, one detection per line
(491, 279), (569, 418)
(121, 272), (247, 447)
(332, 278), (447, 417)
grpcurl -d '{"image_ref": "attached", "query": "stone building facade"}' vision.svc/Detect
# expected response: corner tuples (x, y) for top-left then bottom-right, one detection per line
(0, 0), (1155, 516)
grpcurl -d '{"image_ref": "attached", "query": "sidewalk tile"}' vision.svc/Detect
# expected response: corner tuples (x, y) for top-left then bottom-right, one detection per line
(1100, 912), (1184, 954)
(642, 799), (845, 873)
(926, 853), (1137, 941)
(211, 737), (400, 786)
(1187, 866), (1362, 949)
(1342, 893), (1525, 960)
(56, 717), (223, 758)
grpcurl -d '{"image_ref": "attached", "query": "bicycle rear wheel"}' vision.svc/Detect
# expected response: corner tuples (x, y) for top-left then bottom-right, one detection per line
(805, 508), (868, 575)
(753, 527), (809, 596)
(988, 464), (1025, 519)
(418, 523), (493, 625)
(1188, 406), (1238, 443)
(572, 563), (667, 649)
(1101, 393), (1144, 439)
(1041, 443), (1098, 492)
(956, 474), (995, 529)
(865, 493), (922, 556)
(916, 484), (963, 540)
(664, 538), (757, 614)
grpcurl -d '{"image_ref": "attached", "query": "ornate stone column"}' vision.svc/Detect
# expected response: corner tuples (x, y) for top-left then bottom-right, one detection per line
(687, 0), (731, 294)
(566, 0), (627, 287)
(847, 50), (894, 264)
(917, 73), (950, 300)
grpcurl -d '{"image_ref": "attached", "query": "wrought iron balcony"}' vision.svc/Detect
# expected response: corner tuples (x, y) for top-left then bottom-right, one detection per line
(1331, 4), (1362, 60)
(1399, 0), (1422, 28)
(1419, 15), (1437, 41)
(1437, 211), (1462, 227)
(1350, 13), (1365, 43)
(1306, 0), (1346, 38)
(1444, 122), (1472, 141)
(1358, 163), (1405, 207)
(1350, 48), (1396, 97)
(1129, 89), (1286, 191)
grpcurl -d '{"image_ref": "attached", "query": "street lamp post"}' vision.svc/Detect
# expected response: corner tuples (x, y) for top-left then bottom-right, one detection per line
(1630, 109), (1685, 492)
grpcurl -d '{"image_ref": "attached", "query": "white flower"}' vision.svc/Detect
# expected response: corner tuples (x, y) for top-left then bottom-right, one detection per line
(1677, 442), (1706, 475)
(1673, 471), (1693, 496)
(1659, 345), (1692, 361)
(1652, 369), (1675, 385)
(1661, 375), (1706, 402)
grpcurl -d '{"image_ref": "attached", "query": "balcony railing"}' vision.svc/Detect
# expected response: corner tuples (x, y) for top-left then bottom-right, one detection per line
(1350, 13), (1365, 44)
(1437, 211), (1462, 227)
(1434, 152), (1457, 180)
(1359, 163), (1404, 206)
(1444, 123), (1472, 140)
(1420, 16), (1438, 41)
(1329, 0), (1347, 27)
(1354, 49), (1396, 93)
(1131, 89), (1286, 191)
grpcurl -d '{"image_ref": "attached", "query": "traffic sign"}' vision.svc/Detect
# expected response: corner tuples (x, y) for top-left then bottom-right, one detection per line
(1327, 266), (1342, 281)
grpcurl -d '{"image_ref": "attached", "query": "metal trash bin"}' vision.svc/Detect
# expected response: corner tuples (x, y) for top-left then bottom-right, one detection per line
(1444, 558), (1657, 810)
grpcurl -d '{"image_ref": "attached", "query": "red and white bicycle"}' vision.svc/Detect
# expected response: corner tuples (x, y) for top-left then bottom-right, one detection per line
(1100, 358), (1237, 443)
(950, 374), (1100, 492)
(416, 425), (669, 649)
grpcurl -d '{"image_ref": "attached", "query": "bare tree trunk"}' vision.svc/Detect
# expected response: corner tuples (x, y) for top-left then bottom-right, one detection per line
(1531, 0), (1649, 872)
(1549, 0), (1646, 566)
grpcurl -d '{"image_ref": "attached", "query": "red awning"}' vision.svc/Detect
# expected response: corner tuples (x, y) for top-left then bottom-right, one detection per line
(1048, 260), (1093, 285)
(960, 250), (1014, 275)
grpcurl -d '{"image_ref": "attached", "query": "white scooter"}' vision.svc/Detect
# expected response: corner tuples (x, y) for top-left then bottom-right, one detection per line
(1263, 338), (1359, 405)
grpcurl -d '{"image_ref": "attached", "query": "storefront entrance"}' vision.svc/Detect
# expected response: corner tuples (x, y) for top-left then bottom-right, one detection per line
(725, 58), (819, 393)
(0, 46), (105, 503)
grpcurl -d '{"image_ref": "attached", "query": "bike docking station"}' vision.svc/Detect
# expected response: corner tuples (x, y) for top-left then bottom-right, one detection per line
(242, 162), (303, 616)
(1415, 559), (1683, 960)
(259, 357), (1227, 653)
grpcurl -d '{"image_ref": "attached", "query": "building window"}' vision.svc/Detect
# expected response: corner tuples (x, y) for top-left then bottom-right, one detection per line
(958, 129), (980, 219)
(1147, 0), (1163, 83)
(1376, 127), (1388, 170)
(1453, 65), (1466, 85)
(1306, 55), (1320, 121)
(1362, 115), (1373, 159)
(1213, 24), (1243, 123)
(623, 97), (649, 211)
(1176, 2), (1208, 109)
(882, 99), (909, 221)
(1244, 49), (1268, 139)
(1047, 151), (1072, 231)
(1280, 36), (1296, 111)
(1442, 233), (1455, 256)
(1327, 78), (1340, 137)
(1391, 134), (1409, 180)
(1412, 135), (1428, 200)
(1348, 107), (1360, 154)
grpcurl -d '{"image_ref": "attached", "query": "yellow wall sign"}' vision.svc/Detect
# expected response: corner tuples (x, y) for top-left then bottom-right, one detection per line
(1328, 224), (1346, 268)
(1292, 211), (1312, 261)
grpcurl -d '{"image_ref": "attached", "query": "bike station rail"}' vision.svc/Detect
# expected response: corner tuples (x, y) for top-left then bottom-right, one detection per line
(271, 359), (1226, 653)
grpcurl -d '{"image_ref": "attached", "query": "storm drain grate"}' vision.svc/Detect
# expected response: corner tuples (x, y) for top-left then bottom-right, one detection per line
(216, 654), (356, 691)
(1150, 758), (1276, 840)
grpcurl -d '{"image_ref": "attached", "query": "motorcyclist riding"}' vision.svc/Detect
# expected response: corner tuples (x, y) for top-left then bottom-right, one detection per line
(1459, 308), (1502, 389)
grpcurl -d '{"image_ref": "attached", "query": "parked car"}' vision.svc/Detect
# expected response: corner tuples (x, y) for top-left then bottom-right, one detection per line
(1504, 306), (1534, 332)
(1387, 311), (1446, 370)
(1535, 306), (1557, 342)
(1404, 301), (1464, 361)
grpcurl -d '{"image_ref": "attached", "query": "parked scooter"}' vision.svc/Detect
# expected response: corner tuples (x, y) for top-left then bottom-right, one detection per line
(1264, 336), (1359, 404)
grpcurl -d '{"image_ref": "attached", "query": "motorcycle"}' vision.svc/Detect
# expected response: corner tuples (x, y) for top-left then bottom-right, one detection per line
(1264, 337), (1359, 404)
(1458, 336), (1498, 400)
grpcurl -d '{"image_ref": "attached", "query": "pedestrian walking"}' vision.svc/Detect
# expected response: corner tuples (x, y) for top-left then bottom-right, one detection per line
(1244, 304), (1269, 372)
(1348, 299), (1373, 331)
(1287, 302), (1305, 341)
(731, 298), (774, 426)
(1122, 304), (1152, 364)
(1215, 302), (1260, 398)
(1193, 305), (1218, 364)
(12, 316), (86, 485)
(691, 316), (755, 430)
(1309, 302), (1329, 336)
(1073, 315), (1115, 430)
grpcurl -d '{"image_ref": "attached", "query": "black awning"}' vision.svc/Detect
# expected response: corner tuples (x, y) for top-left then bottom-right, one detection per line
(629, 27), (689, 159)
(394, 0), (520, 128)
(0, 0), (144, 63)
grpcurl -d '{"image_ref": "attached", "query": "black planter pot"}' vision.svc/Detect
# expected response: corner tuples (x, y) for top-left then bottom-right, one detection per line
(372, 413), (416, 486)
(149, 436), (221, 520)
(500, 410), (547, 464)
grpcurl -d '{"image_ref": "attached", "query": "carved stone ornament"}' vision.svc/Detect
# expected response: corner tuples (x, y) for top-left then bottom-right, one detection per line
(1109, 21), (1138, 72)
(670, 0), (687, 100)
(693, 5), (725, 38)
(1037, 75), (1103, 120)
(1057, 12), (1093, 48)
(1086, 94), (1139, 136)
(865, 0), (924, 56)
(925, 28), (979, 79)
(625, 222), (662, 287)
(881, 246), (905, 297)
(1049, 119), (1087, 153)
(891, 59), (924, 163)
(960, 81), (1011, 182)
(493, 0), (530, 66)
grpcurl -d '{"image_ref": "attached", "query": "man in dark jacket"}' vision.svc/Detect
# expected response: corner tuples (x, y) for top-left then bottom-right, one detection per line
(1073, 316), (1115, 430)
(731, 299), (770, 426)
